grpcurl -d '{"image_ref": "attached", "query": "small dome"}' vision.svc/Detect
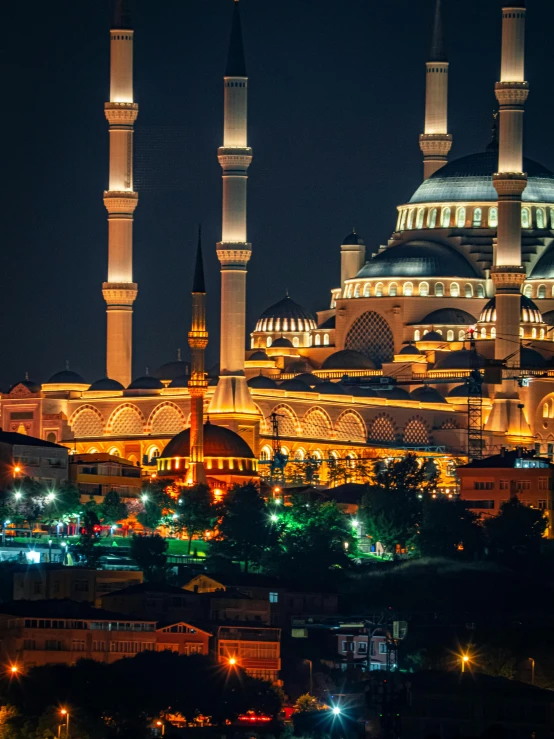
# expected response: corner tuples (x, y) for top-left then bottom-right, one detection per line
(9, 379), (41, 393)
(280, 379), (313, 392)
(521, 347), (547, 368)
(294, 373), (323, 386)
(318, 381), (346, 395)
(448, 384), (470, 398)
(378, 387), (411, 401)
(285, 359), (313, 374)
(168, 374), (191, 389)
(271, 337), (294, 348)
(255, 295), (317, 333)
(479, 295), (543, 324)
(127, 376), (164, 390)
(351, 385), (378, 397)
(247, 375), (278, 389)
(161, 423), (255, 461)
(435, 349), (486, 370)
(249, 350), (269, 361)
(342, 231), (365, 246)
(399, 344), (423, 355)
(152, 360), (190, 382)
(418, 308), (477, 326)
(357, 241), (479, 279)
(419, 331), (444, 342)
(47, 370), (87, 385)
(89, 378), (124, 392)
(321, 350), (376, 371)
(410, 386), (447, 404)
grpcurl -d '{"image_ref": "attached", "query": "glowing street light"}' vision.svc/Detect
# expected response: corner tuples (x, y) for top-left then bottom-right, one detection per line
(46, 492), (56, 503)
(228, 657), (237, 666)
(332, 706), (341, 716)
(9, 665), (19, 675)
(156, 720), (165, 736)
(13, 466), (21, 475)
(270, 514), (279, 523)
(461, 654), (470, 673)
(58, 709), (69, 739)
(13, 492), (22, 501)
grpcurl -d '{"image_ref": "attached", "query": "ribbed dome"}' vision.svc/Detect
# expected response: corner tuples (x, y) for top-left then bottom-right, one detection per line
(152, 360), (190, 382)
(47, 370), (87, 385)
(318, 381), (346, 395)
(255, 296), (317, 333)
(161, 423), (255, 460)
(357, 241), (479, 279)
(419, 308), (477, 325)
(342, 231), (365, 246)
(321, 350), (376, 371)
(410, 151), (554, 204)
(271, 337), (294, 348)
(168, 374), (191, 389)
(479, 295), (543, 324)
(529, 247), (554, 279)
(521, 347), (547, 368)
(378, 387), (411, 401)
(249, 350), (269, 361)
(399, 344), (423, 355)
(247, 374), (278, 389)
(435, 349), (486, 370)
(127, 376), (164, 390)
(89, 378), (124, 392)
(410, 386), (447, 404)
(280, 379), (313, 392)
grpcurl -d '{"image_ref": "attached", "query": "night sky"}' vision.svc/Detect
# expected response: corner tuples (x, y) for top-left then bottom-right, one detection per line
(1, 0), (554, 387)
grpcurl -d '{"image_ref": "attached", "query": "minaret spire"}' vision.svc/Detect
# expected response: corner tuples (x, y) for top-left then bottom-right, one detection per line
(419, 0), (452, 180)
(188, 226), (208, 486)
(209, 0), (259, 429)
(102, 0), (139, 387)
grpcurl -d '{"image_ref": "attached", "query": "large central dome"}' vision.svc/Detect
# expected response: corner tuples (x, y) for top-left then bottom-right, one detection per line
(410, 150), (554, 205)
(356, 241), (479, 279)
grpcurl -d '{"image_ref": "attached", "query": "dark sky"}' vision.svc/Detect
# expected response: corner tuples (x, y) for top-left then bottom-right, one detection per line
(1, 0), (553, 387)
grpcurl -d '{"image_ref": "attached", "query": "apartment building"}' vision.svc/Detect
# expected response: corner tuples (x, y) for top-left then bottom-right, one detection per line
(217, 625), (281, 684)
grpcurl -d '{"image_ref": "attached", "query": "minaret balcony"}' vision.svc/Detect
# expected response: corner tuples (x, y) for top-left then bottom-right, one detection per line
(216, 243), (252, 267)
(492, 173), (528, 197)
(218, 147), (252, 170)
(495, 81), (529, 107)
(103, 191), (138, 214)
(104, 102), (139, 125)
(419, 134), (452, 157)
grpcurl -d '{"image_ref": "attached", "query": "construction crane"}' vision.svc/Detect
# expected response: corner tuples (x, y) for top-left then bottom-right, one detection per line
(466, 328), (484, 461)
(267, 411), (287, 482)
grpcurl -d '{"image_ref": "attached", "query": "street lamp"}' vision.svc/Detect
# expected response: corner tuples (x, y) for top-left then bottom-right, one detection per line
(9, 665), (19, 676)
(270, 514), (279, 523)
(461, 654), (470, 673)
(332, 706), (341, 716)
(13, 492), (22, 501)
(48, 540), (52, 562)
(156, 720), (165, 736)
(141, 494), (149, 504)
(13, 466), (21, 476)
(228, 657), (237, 666)
(59, 709), (69, 739)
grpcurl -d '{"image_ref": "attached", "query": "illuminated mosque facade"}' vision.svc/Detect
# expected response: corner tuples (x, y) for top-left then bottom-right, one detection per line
(5, 0), (554, 490)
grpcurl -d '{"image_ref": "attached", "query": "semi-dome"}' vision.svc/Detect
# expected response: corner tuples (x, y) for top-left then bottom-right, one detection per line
(410, 150), (554, 205)
(342, 231), (365, 246)
(479, 295), (543, 324)
(249, 350), (269, 361)
(152, 360), (190, 382)
(161, 423), (255, 461)
(47, 370), (87, 385)
(529, 247), (554, 280)
(356, 241), (479, 279)
(271, 337), (294, 348)
(418, 308), (477, 325)
(248, 374), (278, 389)
(89, 378), (124, 392)
(321, 350), (376, 371)
(435, 349), (486, 370)
(520, 347), (547, 368)
(410, 386), (447, 404)
(127, 376), (164, 391)
(318, 381), (346, 395)
(255, 295), (317, 333)
(280, 378), (313, 392)
(448, 384), (470, 398)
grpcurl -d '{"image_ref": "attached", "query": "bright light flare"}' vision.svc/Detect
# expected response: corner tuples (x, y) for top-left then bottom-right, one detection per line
(270, 514), (279, 523)
(228, 657), (237, 666)
(13, 492), (22, 501)
(9, 665), (18, 674)
(141, 494), (149, 503)
(332, 707), (341, 716)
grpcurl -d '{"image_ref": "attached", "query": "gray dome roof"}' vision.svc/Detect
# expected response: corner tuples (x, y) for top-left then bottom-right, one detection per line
(351, 385), (378, 397)
(448, 384), (470, 398)
(161, 423), (255, 461)
(152, 360), (190, 381)
(127, 376), (164, 390)
(521, 347), (547, 368)
(342, 231), (365, 246)
(9, 379), (41, 393)
(418, 308), (477, 325)
(285, 359), (313, 374)
(420, 331), (444, 342)
(318, 381), (346, 395)
(399, 344), (423, 355)
(89, 378), (124, 392)
(378, 387), (412, 401)
(249, 350), (269, 361)
(280, 379), (313, 392)
(410, 150), (554, 204)
(248, 374), (278, 389)
(256, 296), (317, 332)
(529, 247), (554, 280)
(47, 370), (87, 385)
(271, 337), (294, 348)
(294, 372), (323, 386)
(479, 295), (543, 324)
(357, 241), (479, 279)
(168, 374), (191, 389)
(410, 386), (447, 404)
(321, 350), (376, 371)
(435, 349), (486, 370)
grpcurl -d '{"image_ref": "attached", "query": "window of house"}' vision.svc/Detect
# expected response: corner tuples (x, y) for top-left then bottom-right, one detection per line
(538, 500), (548, 510)
(378, 643), (387, 654)
(72, 640), (85, 651)
(522, 208), (531, 228)
(269, 592), (278, 603)
(473, 208), (482, 227)
(474, 481), (494, 490)
(441, 208), (451, 228)
(499, 480), (510, 490)
(45, 640), (62, 651)
(342, 641), (355, 652)
(456, 207), (466, 228)
(489, 207), (498, 228)
(33, 582), (42, 594)
(516, 480), (531, 490)
(471, 500), (495, 509)
(23, 639), (35, 650)
(358, 642), (368, 654)
(74, 581), (89, 593)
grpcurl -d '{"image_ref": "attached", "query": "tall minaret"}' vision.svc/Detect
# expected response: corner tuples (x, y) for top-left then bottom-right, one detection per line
(210, 0), (258, 422)
(187, 228), (208, 486)
(102, 0), (138, 388)
(419, 0), (452, 180)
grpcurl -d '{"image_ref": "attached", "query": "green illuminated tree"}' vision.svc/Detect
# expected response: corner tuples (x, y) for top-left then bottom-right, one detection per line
(174, 484), (215, 554)
(99, 490), (128, 531)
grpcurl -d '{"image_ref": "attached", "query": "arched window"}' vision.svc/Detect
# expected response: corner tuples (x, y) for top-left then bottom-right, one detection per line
(435, 329), (443, 336)
(544, 403), (550, 419)
(520, 327), (524, 338)
(416, 208), (425, 229)
(450, 282), (460, 297)
(414, 330), (421, 341)
(403, 282), (413, 296)
(400, 210), (408, 230)
(476, 284), (485, 298)
(309, 335), (313, 346)
(428, 208), (438, 228)
(447, 330), (454, 341)
(522, 208), (531, 228)
(268, 318), (273, 331)
(315, 334), (321, 346)
(292, 337), (299, 347)
(488, 207), (498, 228)
(465, 283), (473, 298)
(389, 282), (398, 297)
(323, 334), (330, 346)
(419, 282), (429, 297)
(347, 285), (353, 298)
(532, 328), (537, 339)
(480, 327), (487, 339)
(538, 285), (547, 299)
(108, 447), (121, 457)
(473, 208), (482, 227)
(354, 284), (360, 298)
(435, 282), (444, 297)
(459, 329), (466, 341)
(441, 207), (451, 228)
(294, 449), (305, 461)
(375, 282), (384, 297)
(540, 328), (545, 340)
(491, 327), (496, 339)
(283, 318), (289, 331)
(267, 337), (272, 347)
(363, 283), (370, 297)
(260, 445), (272, 461)
(290, 318), (296, 331)
(537, 208), (546, 229)
(275, 318), (281, 331)
(456, 207), (466, 228)
(524, 284), (533, 299)
(407, 209), (415, 229)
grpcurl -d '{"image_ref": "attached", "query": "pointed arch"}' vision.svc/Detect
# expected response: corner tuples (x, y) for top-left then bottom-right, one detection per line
(107, 404), (146, 435)
(147, 402), (187, 435)
(70, 406), (105, 438)
(368, 414), (396, 443)
(270, 404), (299, 437)
(302, 408), (333, 439)
(403, 416), (430, 446)
(335, 411), (367, 443)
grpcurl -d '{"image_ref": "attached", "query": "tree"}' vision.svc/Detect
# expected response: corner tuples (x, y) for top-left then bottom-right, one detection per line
(417, 497), (484, 559)
(77, 504), (101, 566)
(137, 480), (173, 533)
(174, 484), (214, 554)
(485, 498), (548, 559)
(99, 490), (128, 532)
(295, 694), (319, 712)
(130, 534), (168, 581)
(211, 483), (273, 573)
(41, 482), (82, 531)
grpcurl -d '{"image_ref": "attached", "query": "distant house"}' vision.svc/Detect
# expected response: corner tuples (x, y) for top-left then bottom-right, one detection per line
(69, 453), (142, 500)
(0, 431), (68, 488)
(217, 625), (281, 684)
(458, 449), (554, 535)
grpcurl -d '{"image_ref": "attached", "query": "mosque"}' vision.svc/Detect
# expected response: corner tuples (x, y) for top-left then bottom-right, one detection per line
(4, 0), (554, 491)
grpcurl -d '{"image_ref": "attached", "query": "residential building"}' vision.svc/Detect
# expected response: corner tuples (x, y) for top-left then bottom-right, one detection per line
(0, 431), (68, 488)
(458, 450), (554, 534)
(217, 625), (281, 684)
(154, 621), (210, 656)
(69, 453), (142, 499)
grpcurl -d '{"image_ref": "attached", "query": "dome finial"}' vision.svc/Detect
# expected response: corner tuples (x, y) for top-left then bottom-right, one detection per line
(145, 366), (149, 376)
(487, 110), (499, 151)
(65, 359), (70, 371)
(285, 288), (289, 298)
(25, 371), (29, 381)
(177, 348), (182, 361)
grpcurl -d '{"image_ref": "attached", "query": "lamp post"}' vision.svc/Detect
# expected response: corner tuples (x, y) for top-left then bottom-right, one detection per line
(529, 657), (535, 686)
(60, 709), (69, 739)
(156, 720), (165, 736)
(461, 654), (470, 673)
